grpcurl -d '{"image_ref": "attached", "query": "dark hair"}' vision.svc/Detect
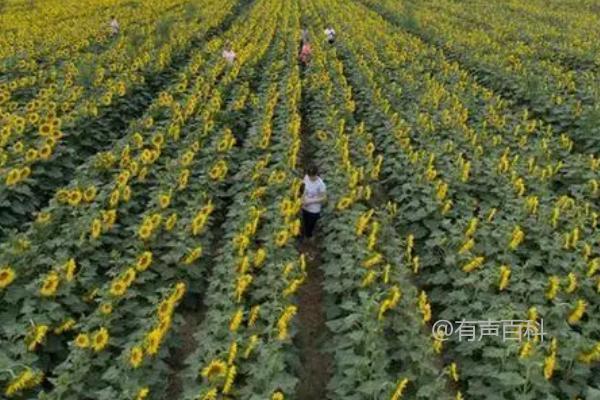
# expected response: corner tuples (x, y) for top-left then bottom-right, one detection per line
(306, 165), (318, 176)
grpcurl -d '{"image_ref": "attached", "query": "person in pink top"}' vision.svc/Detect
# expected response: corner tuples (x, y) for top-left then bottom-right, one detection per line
(299, 40), (312, 66)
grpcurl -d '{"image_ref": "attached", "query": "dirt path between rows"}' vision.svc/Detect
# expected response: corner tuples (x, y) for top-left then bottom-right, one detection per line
(294, 59), (333, 400)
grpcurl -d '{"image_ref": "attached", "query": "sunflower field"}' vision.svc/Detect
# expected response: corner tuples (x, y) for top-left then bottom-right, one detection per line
(0, 0), (598, 399)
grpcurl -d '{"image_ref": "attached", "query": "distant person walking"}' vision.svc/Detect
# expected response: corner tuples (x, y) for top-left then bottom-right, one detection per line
(324, 26), (336, 44)
(301, 27), (309, 44)
(301, 165), (327, 239)
(222, 42), (236, 64)
(299, 40), (312, 66)
(109, 16), (120, 36)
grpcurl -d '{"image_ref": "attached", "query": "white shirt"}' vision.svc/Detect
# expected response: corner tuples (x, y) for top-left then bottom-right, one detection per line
(110, 20), (120, 35)
(324, 28), (336, 40)
(222, 50), (236, 64)
(302, 175), (326, 213)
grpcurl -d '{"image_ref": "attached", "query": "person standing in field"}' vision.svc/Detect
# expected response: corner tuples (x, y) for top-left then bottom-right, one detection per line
(222, 42), (236, 64)
(301, 27), (309, 44)
(301, 165), (327, 240)
(324, 26), (336, 45)
(109, 16), (120, 36)
(299, 40), (312, 66)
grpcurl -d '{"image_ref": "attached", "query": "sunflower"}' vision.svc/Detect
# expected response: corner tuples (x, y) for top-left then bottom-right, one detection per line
(91, 327), (109, 352)
(180, 245), (202, 265)
(4, 368), (44, 397)
(151, 133), (164, 148)
(274, 229), (289, 247)
(27, 324), (49, 351)
(67, 190), (83, 206)
(178, 169), (190, 190)
(51, 129), (63, 140)
(64, 258), (77, 282)
(272, 391), (285, 400)
(135, 387), (149, 400)
(316, 130), (328, 141)
(192, 213), (208, 235)
(54, 319), (76, 334)
(158, 193), (170, 209)
(208, 164), (222, 180)
(129, 345), (144, 368)
(138, 223), (152, 240)
(157, 301), (173, 321)
(19, 166), (31, 181)
(157, 317), (172, 335)
(145, 328), (162, 355)
(74, 333), (90, 348)
(83, 186), (97, 202)
(365, 142), (375, 157)
(108, 190), (120, 208)
(143, 117), (154, 129)
(122, 268), (137, 286)
(110, 279), (127, 297)
(38, 144), (52, 160)
(222, 365), (237, 394)
(25, 148), (38, 162)
(253, 248), (266, 268)
(5, 169), (21, 186)
(173, 282), (186, 302)
(100, 303), (113, 315)
(288, 219), (301, 237)
(336, 196), (353, 211)
(136, 251), (153, 271)
(40, 271), (60, 297)
(164, 213), (178, 231)
(138, 167), (148, 181)
(38, 123), (53, 136)
(149, 213), (162, 227)
(91, 218), (102, 239)
(116, 171), (130, 187)
(13, 141), (24, 153)
(15, 121), (25, 134)
(122, 185), (131, 203)
(101, 94), (112, 106)
(132, 132), (144, 148)
(0, 266), (16, 289)
(200, 359), (227, 381)
(27, 113), (40, 124)
(201, 388), (218, 400)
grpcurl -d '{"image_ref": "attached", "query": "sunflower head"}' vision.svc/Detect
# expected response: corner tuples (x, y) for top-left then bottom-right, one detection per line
(110, 279), (127, 297)
(129, 345), (144, 368)
(91, 218), (102, 239)
(0, 266), (16, 289)
(122, 268), (137, 286)
(38, 123), (53, 136)
(201, 359), (227, 381)
(40, 272), (60, 297)
(100, 303), (113, 315)
(83, 186), (97, 202)
(145, 328), (162, 355)
(91, 327), (109, 352)
(136, 251), (153, 271)
(67, 190), (83, 206)
(75, 333), (90, 348)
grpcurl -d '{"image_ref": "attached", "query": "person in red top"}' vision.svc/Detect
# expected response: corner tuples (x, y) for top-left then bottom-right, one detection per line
(299, 40), (312, 66)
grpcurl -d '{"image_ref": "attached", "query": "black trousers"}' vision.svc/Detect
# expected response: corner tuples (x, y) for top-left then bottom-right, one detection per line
(302, 209), (320, 238)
